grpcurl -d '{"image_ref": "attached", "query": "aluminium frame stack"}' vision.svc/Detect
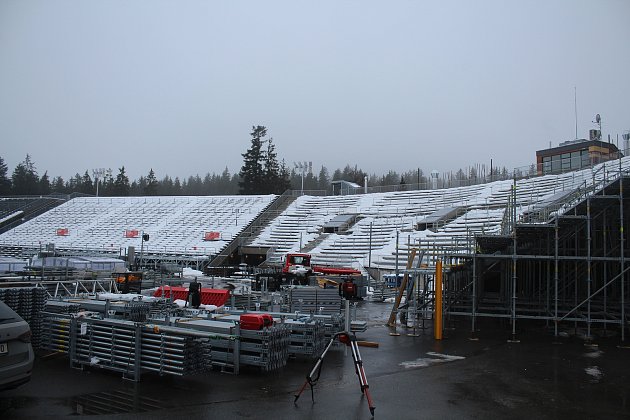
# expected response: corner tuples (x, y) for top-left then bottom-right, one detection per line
(39, 312), (218, 380)
(208, 313), (327, 358)
(287, 286), (342, 315)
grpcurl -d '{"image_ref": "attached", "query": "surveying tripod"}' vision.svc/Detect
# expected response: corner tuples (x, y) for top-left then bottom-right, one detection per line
(294, 331), (375, 416)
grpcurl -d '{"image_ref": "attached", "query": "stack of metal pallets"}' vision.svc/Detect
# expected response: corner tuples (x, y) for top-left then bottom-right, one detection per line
(44, 297), (170, 321)
(283, 318), (326, 357)
(73, 318), (212, 379)
(39, 312), (72, 353)
(174, 319), (241, 372)
(211, 312), (334, 359)
(40, 300), (85, 353)
(43, 299), (82, 314)
(170, 318), (290, 372)
(72, 318), (143, 378)
(316, 313), (345, 340)
(239, 326), (290, 371)
(39, 311), (215, 379)
(287, 287), (342, 315)
(0, 287), (47, 348)
(39, 298), (291, 376)
(35, 293), (352, 380)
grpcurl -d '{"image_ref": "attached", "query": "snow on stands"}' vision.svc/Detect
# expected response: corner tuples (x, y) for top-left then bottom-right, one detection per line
(250, 158), (630, 271)
(2, 158), (630, 269)
(0, 195), (276, 256)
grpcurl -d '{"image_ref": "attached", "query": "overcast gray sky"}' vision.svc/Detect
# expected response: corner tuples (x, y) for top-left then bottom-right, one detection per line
(1, 0), (629, 182)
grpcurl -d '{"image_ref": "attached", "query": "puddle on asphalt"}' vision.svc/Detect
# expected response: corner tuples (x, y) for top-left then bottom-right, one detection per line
(584, 366), (603, 383)
(70, 390), (167, 415)
(583, 349), (603, 359)
(400, 352), (465, 369)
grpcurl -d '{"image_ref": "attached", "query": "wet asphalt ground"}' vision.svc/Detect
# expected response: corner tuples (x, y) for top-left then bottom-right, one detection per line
(1, 300), (629, 419)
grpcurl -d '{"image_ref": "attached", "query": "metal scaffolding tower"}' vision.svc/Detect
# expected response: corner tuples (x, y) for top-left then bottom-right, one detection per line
(444, 167), (630, 341)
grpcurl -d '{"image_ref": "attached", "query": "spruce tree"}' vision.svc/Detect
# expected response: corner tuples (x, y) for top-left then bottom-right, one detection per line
(39, 171), (51, 195)
(317, 166), (330, 191)
(12, 154), (39, 195)
(144, 168), (158, 195)
(80, 171), (94, 194)
(51, 176), (65, 193)
(113, 166), (130, 196)
(239, 125), (267, 194)
(0, 156), (11, 195)
(159, 175), (174, 195)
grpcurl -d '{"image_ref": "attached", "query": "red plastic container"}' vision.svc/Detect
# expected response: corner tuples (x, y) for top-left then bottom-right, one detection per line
(240, 313), (274, 330)
(153, 286), (230, 307)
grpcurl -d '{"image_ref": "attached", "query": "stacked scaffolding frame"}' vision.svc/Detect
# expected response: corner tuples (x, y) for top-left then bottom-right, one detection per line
(444, 170), (629, 341)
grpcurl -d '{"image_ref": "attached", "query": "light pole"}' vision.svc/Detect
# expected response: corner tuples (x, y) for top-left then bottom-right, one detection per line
(139, 232), (149, 269)
(293, 161), (312, 196)
(92, 168), (111, 197)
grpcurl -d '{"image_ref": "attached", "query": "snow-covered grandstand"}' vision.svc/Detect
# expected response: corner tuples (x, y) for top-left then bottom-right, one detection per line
(0, 195), (277, 259)
(249, 158), (630, 271)
(1, 158), (629, 272)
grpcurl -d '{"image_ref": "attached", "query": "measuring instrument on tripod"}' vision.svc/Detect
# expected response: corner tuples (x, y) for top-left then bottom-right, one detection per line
(294, 330), (375, 416)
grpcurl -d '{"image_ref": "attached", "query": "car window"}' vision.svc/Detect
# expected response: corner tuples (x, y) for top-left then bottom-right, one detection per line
(0, 301), (19, 323)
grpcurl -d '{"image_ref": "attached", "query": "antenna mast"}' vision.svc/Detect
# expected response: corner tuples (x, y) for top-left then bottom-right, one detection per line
(574, 86), (578, 140)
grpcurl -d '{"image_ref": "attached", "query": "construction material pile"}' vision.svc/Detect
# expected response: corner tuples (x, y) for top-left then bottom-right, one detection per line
(287, 286), (342, 315)
(39, 312), (219, 379)
(0, 286), (47, 348)
(8, 285), (355, 381)
(37, 297), (309, 378)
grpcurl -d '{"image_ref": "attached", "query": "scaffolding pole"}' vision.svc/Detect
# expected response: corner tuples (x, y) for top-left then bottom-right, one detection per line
(554, 216), (559, 337)
(472, 252), (477, 335)
(621, 169), (626, 342)
(587, 197), (592, 339)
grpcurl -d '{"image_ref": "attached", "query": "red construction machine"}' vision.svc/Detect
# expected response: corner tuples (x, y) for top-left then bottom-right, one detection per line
(282, 253), (362, 278)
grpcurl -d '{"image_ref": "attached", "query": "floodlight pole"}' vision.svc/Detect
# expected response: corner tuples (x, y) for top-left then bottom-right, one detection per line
(92, 168), (107, 197)
(294, 161), (307, 196)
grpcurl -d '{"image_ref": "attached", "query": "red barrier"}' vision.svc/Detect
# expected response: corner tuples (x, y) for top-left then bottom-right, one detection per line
(153, 286), (230, 307)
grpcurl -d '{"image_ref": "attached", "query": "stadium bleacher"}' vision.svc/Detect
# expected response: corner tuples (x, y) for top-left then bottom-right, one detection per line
(1, 158), (629, 272)
(0, 195), (276, 258)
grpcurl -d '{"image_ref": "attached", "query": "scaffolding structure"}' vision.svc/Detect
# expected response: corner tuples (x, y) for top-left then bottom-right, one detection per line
(444, 165), (630, 341)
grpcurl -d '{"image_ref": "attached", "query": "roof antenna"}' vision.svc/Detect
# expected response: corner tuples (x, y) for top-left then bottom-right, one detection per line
(574, 86), (578, 140)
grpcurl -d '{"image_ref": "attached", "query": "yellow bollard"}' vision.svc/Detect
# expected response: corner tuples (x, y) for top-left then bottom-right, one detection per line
(434, 260), (443, 340)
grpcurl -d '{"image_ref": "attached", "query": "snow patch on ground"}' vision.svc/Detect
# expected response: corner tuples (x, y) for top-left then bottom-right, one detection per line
(383, 296), (406, 304)
(182, 267), (204, 278)
(583, 350), (603, 359)
(400, 352), (465, 369)
(585, 366), (603, 381)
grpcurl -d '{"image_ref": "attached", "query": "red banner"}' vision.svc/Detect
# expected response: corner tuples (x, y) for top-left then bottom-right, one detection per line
(56, 228), (69, 236)
(125, 230), (139, 238)
(203, 231), (220, 241)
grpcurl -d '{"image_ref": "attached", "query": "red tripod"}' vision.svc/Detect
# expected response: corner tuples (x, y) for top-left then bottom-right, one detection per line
(294, 331), (375, 416)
